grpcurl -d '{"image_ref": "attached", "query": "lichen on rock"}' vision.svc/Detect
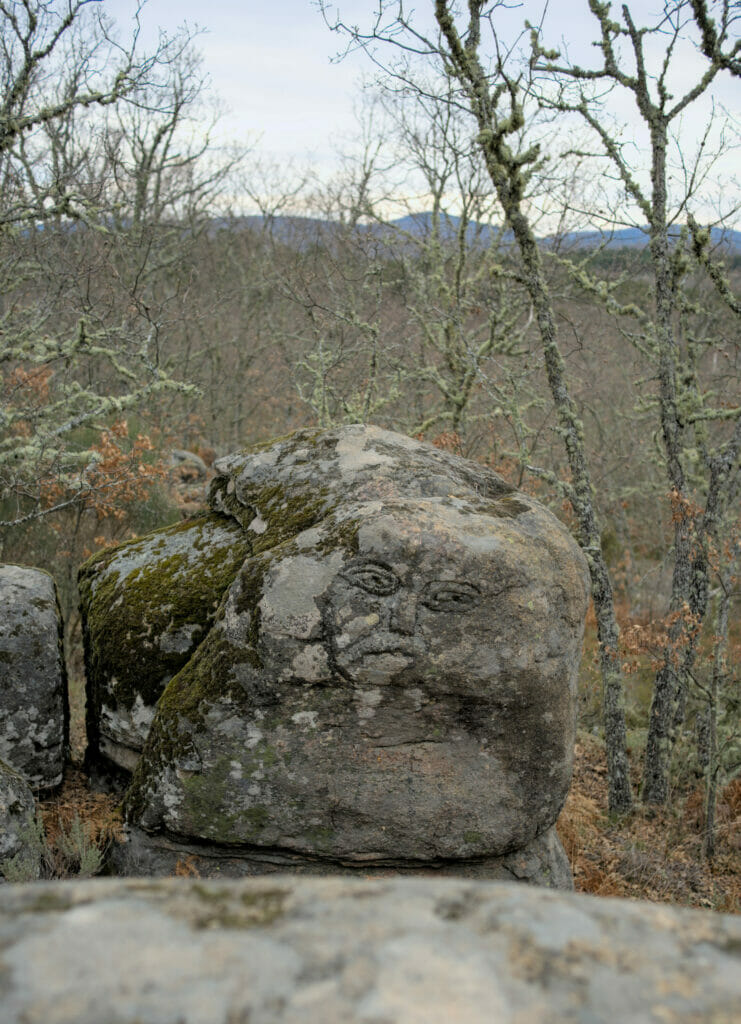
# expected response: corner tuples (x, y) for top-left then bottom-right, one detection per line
(80, 514), (252, 773)
(3, 876), (740, 1023)
(0, 564), (68, 790)
(0, 757), (40, 880)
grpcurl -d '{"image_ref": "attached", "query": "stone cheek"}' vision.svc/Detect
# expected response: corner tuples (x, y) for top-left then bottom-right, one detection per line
(258, 553), (343, 642)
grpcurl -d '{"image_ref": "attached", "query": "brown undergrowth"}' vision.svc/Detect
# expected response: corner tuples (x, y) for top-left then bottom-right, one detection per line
(39, 767), (124, 855)
(557, 731), (740, 912)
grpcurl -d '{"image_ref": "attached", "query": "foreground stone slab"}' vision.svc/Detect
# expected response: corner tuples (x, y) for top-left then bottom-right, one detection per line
(0, 565), (67, 789)
(0, 878), (739, 1024)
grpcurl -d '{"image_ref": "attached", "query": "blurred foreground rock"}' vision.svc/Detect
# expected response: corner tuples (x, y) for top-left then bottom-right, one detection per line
(0, 877), (739, 1023)
(0, 564), (67, 789)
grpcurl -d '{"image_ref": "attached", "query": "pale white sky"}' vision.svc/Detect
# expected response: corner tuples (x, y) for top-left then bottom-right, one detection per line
(102, 1), (740, 224)
(105, 0), (374, 172)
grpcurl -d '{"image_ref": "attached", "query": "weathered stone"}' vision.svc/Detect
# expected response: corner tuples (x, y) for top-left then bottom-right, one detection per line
(169, 449), (214, 517)
(81, 427), (589, 882)
(0, 564), (67, 789)
(104, 426), (589, 885)
(0, 877), (739, 1023)
(171, 448), (209, 478)
(110, 821), (574, 890)
(79, 515), (252, 773)
(0, 758), (38, 879)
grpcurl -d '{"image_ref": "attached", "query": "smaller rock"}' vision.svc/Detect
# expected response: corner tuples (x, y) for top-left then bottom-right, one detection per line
(170, 449), (209, 479)
(170, 449), (213, 517)
(0, 758), (40, 881)
(79, 516), (252, 775)
(0, 565), (68, 790)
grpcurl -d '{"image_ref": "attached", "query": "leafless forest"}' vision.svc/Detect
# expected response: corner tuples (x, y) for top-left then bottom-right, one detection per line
(1, 1), (739, 904)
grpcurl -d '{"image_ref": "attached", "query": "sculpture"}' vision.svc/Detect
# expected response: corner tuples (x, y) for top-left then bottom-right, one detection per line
(81, 426), (589, 886)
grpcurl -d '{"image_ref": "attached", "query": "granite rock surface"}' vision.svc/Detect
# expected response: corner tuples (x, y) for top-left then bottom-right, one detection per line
(0, 877), (739, 1024)
(79, 515), (251, 772)
(110, 820), (574, 890)
(0, 757), (38, 878)
(0, 564), (67, 789)
(82, 426), (590, 884)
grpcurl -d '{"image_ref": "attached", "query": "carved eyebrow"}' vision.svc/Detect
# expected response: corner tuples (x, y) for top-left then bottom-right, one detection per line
(422, 581), (480, 611)
(341, 561), (400, 596)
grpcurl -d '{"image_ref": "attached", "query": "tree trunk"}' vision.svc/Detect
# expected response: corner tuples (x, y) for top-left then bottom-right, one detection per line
(641, 122), (692, 804)
(431, 2), (634, 812)
(502, 206), (633, 814)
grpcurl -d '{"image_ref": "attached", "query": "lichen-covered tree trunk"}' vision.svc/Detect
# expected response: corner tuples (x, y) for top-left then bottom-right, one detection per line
(639, 112), (720, 803)
(501, 208), (633, 815)
(434, 1), (633, 813)
(702, 575), (729, 861)
(641, 124), (690, 803)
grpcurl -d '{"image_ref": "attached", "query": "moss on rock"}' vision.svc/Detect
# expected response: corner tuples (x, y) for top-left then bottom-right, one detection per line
(80, 514), (252, 768)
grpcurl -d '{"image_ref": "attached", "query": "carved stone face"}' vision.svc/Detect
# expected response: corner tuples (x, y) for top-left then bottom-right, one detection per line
(120, 427), (590, 865)
(234, 500), (586, 856)
(308, 504), (577, 703)
(325, 554), (481, 686)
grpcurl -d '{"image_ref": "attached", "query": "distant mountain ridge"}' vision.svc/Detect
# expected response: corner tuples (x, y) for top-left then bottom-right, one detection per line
(385, 212), (741, 252)
(238, 211), (741, 252)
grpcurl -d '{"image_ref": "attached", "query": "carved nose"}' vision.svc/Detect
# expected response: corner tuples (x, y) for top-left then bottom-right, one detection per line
(388, 595), (416, 636)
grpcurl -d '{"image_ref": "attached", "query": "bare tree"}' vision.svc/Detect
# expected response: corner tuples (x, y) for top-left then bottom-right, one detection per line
(0, 2), (239, 531)
(373, 84), (538, 450)
(690, 0), (741, 75)
(320, 0), (740, 814)
(321, 0), (636, 812)
(528, 0), (741, 804)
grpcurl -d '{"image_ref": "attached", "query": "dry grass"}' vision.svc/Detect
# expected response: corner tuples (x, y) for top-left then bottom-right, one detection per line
(558, 732), (741, 913)
(39, 767), (123, 854)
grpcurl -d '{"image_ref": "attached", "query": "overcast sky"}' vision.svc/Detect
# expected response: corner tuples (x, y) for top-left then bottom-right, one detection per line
(103, 1), (739, 223)
(105, 1), (375, 173)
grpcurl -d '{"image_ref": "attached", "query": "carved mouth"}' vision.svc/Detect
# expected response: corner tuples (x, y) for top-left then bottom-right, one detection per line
(341, 633), (419, 662)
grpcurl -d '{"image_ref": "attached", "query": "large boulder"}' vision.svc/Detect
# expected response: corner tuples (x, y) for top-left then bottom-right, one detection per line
(0, 757), (39, 880)
(84, 426), (589, 884)
(0, 564), (68, 789)
(0, 877), (739, 1023)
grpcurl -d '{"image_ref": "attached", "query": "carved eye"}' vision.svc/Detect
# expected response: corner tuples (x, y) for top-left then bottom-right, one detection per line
(342, 561), (400, 596)
(422, 581), (480, 611)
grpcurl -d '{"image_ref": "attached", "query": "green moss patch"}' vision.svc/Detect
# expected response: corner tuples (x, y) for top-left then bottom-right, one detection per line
(248, 483), (331, 555)
(80, 515), (252, 723)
